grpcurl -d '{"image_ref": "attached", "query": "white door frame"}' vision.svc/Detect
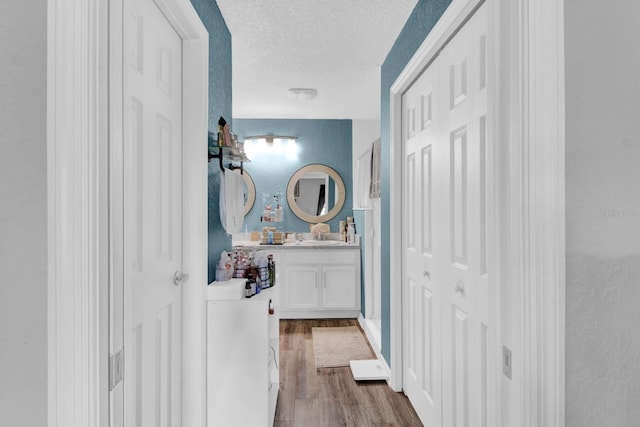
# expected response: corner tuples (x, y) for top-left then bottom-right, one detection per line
(388, 0), (565, 426)
(47, 1), (209, 426)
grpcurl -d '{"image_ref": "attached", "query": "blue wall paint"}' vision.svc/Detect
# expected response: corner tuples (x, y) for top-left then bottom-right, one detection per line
(380, 0), (452, 364)
(233, 119), (353, 233)
(189, 0), (233, 282)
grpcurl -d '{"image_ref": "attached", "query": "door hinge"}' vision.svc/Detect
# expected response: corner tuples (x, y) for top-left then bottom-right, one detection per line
(109, 348), (125, 391)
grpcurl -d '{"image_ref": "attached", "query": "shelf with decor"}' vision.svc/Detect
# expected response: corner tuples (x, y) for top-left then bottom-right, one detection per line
(208, 145), (251, 174)
(261, 191), (284, 223)
(208, 116), (250, 173)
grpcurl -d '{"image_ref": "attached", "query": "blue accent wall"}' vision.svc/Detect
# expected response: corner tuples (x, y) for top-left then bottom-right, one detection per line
(189, 0), (233, 282)
(233, 119), (353, 233)
(380, 0), (452, 364)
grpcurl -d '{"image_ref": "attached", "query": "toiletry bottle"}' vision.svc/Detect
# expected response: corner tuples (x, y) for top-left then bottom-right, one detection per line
(217, 117), (226, 147)
(247, 272), (256, 296)
(267, 254), (275, 287)
(347, 222), (356, 244)
(245, 277), (253, 298)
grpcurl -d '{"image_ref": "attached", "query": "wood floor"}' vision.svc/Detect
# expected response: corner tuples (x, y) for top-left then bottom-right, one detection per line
(275, 319), (423, 426)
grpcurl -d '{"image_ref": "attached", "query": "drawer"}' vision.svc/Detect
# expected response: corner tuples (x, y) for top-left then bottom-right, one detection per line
(284, 249), (357, 265)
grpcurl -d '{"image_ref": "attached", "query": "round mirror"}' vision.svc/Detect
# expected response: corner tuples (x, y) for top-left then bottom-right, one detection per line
(233, 169), (256, 216)
(287, 164), (346, 223)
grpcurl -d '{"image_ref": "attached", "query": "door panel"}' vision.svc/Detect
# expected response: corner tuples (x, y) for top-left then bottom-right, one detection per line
(402, 4), (488, 427)
(123, 0), (184, 425)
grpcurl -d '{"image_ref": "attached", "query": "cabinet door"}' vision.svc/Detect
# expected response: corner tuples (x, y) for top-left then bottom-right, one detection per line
(283, 265), (319, 310)
(322, 265), (358, 309)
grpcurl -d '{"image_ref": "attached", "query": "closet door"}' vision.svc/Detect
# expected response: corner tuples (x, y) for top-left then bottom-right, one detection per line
(439, 5), (489, 426)
(402, 4), (489, 427)
(402, 48), (443, 427)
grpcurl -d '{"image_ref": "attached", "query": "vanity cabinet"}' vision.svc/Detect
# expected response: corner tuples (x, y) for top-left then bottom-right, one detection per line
(280, 249), (361, 318)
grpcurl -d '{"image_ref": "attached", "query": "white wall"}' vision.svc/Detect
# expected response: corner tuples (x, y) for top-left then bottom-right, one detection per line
(352, 120), (379, 163)
(565, 1), (640, 426)
(0, 1), (48, 426)
(351, 120), (383, 329)
(352, 119), (380, 208)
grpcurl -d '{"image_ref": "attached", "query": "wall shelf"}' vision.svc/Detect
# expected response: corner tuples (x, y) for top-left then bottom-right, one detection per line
(208, 145), (251, 174)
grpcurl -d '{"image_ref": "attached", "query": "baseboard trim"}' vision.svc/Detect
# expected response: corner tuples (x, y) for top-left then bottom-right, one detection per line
(358, 314), (382, 357)
(279, 310), (361, 319)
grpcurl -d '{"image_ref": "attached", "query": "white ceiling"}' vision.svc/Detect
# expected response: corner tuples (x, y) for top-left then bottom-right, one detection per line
(216, 0), (418, 120)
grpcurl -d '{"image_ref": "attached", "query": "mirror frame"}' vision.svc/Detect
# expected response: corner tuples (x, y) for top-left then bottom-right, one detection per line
(286, 164), (346, 223)
(233, 169), (256, 216)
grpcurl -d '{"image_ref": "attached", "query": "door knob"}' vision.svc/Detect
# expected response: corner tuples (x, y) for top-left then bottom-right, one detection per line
(173, 270), (190, 286)
(453, 282), (464, 294)
(423, 271), (431, 279)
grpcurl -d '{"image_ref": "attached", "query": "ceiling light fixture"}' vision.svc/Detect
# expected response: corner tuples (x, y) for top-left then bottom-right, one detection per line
(288, 88), (318, 100)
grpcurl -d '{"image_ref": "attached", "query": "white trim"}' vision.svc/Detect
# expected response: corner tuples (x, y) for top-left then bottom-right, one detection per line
(485, 1), (508, 424)
(389, 0), (565, 426)
(515, 1), (565, 426)
(388, 86), (403, 392)
(280, 311), (361, 319)
(358, 314), (382, 358)
(178, 14), (210, 427)
(48, 1), (110, 426)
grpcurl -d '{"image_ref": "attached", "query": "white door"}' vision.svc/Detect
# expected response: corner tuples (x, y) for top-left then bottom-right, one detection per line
(402, 54), (442, 426)
(402, 4), (489, 426)
(123, 0), (184, 425)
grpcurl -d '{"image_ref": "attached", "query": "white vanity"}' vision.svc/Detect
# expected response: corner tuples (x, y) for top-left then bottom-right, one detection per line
(279, 247), (361, 318)
(231, 239), (362, 319)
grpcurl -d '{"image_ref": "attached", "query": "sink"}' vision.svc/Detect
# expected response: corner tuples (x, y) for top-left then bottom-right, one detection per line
(297, 240), (343, 246)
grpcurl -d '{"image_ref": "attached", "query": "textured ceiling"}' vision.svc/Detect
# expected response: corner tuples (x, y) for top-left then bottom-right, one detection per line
(216, 0), (418, 120)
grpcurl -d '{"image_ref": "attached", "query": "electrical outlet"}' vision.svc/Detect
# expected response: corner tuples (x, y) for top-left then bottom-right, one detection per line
(502, 345), (512, 379)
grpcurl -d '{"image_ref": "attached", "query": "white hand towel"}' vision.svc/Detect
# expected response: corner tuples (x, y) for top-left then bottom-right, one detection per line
(219, 168), (245, 234)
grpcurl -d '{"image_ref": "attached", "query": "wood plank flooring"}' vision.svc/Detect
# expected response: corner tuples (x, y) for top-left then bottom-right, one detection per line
(275, 319), (423, 426)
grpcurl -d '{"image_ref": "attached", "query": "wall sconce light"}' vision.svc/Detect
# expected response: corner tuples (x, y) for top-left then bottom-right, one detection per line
(244, 135), (299, 161)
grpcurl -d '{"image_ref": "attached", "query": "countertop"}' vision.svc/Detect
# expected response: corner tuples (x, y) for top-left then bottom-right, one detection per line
(232, 240), (360, 250)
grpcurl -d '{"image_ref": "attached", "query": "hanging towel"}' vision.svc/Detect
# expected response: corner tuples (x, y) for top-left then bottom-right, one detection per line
(369, 138), (381, 199)
(219, 168), (245, 234)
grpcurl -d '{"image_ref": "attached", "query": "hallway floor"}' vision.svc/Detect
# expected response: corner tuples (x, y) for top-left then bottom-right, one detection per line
(275, 319), (422, 426)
